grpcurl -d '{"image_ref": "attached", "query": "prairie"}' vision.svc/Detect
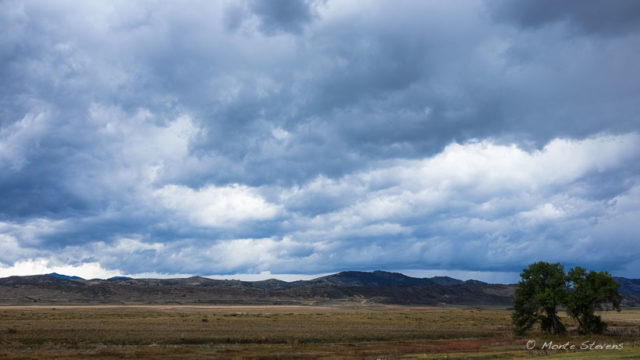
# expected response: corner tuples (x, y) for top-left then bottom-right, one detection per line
(0, 305), (639, 359)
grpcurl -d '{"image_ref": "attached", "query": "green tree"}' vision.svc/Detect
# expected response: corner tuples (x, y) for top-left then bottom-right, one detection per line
(512, 261), (567, 335)
(565, 267), (622, 334)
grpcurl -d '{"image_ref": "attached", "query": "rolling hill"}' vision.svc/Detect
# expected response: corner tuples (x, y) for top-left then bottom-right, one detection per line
(0, 271), (638, 307)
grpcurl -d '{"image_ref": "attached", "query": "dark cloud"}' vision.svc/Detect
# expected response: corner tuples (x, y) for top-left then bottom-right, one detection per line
(249, 0), (319, 35)
(489, 0), (640, 36)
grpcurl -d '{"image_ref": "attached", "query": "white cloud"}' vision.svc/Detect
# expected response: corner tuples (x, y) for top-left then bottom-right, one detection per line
(518, 203), (566, 222)
(0, 259), (121, 279)
(398, 133), (639, 194)
(315, 133), (639, 224)
(154, 184), (281, 228)
(271, 127), (290, 141)
(0, 218), (67, 247)
(203, 236), (314, 273)
(113, 237), (165, 252)
(0, 234), (27, 264)
(0, 111), (49, 171)
(87, 104), (204, 186)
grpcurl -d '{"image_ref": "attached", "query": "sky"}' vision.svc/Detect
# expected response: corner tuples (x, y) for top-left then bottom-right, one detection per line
(1, 0), (639, 283)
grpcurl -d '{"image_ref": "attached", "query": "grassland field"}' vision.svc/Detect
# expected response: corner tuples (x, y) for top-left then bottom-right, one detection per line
(1, 305), (639, 359)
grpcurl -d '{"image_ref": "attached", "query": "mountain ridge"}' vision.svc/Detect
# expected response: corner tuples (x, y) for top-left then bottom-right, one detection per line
(0, 271), (638, 307)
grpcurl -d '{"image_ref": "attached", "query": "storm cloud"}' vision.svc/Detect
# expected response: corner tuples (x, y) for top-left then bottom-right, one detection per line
(1, 0), (639, 282)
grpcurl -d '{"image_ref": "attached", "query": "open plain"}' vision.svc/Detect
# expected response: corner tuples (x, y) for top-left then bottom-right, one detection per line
(1, 305), (639, 359)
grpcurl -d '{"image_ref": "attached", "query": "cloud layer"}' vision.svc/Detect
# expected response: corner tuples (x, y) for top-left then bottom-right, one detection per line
(1, 0), (639, 281)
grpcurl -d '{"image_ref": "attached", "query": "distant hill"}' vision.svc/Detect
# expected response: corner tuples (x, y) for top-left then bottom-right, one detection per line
(0, 271), (638, 307)
(614, 277), (640, 307)
(46, 272), (85, 280)
(295, 270), (464, 287)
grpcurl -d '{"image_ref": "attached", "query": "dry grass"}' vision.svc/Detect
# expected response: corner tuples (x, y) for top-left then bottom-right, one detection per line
(0, 306), (638, 359)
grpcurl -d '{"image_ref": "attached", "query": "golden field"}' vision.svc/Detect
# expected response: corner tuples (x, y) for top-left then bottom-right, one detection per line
(1, 305), (639, 359)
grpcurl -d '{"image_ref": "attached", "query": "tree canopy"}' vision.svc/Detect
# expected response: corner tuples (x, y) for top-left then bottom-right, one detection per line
(512, 261), (566, 335)
(513, 262), (621, 335)
(565, 267), (622, 334)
